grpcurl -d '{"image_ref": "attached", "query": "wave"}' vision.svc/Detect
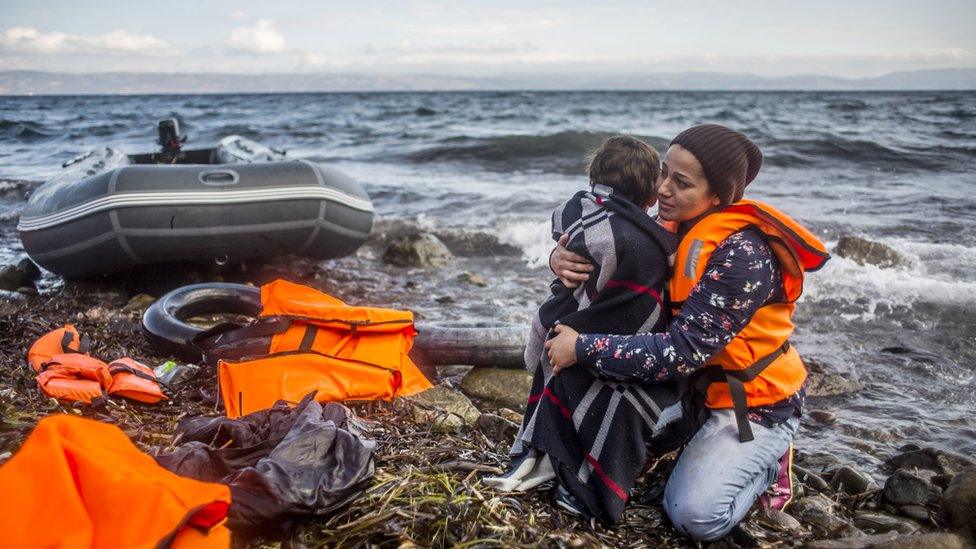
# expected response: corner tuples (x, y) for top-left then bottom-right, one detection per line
(0, 119), (53, 142)
(404, 131), (671, 174)
(826, 99), (869, 112)
(762, 137), (937, 170)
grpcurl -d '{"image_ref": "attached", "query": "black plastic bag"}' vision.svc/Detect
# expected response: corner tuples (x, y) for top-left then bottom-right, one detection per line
(157, 392), (375, 537)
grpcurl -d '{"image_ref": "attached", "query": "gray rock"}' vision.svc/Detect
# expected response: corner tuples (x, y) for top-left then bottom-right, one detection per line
(801, 508), (864, 539)
(831, 466), (878, 495)
(796, 465), (831, 491)
(887, 446), (976, 476)
(941, 467), (976, 540)
(896, 505), (930, 522)
(805, 532), (899, 549)
(498, 407), (524, 424)
(835, 236), (908, 268)
(474, 413), (519, 441)
(884, 470), (942, 506)
(383, 232), (453, 268)
(433, 230), (522, 257)
(853, 511), (920, 534)
(793, 493), (840, 515)
(123, 293), (156, 315)
(457, 272), (487, 287)
(793, 495), (862, 538)
(0, 290), (26, 316)
(809, 409), (838, 424)
(871, 533), (972, 549)
(405, 385), (482, 433)
(755, 508), (802, 533)
(17, 257), (41, 281)
(106, 316), (138, 335)
(0, 257), (40, 291)
(460, 367), (533, 411)
(806, 372), (866, 397)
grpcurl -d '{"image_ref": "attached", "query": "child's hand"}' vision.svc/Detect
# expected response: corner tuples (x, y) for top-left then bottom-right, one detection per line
(546, 324), (579, 374)
(550, 234), (593, 288)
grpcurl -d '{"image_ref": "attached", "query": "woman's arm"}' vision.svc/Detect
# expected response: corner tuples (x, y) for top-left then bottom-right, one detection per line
(549, 233), (594, 287)
(551, 230), (783, 381)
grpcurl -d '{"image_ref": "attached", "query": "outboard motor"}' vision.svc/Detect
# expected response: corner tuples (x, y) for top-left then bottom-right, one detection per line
(156, 118), (186, 163)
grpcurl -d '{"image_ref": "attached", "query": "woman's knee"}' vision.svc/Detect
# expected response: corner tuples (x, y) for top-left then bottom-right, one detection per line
(663, 482), (736, 541)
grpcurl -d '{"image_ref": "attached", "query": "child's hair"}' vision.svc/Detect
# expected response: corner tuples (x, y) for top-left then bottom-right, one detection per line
(587, 136), (661, 208)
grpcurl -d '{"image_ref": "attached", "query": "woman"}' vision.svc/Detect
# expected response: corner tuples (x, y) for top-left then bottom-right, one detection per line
(546, 124), (829, 541)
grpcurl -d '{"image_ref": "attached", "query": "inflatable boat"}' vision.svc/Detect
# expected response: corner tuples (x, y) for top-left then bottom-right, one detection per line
(18, 120), (374, 278)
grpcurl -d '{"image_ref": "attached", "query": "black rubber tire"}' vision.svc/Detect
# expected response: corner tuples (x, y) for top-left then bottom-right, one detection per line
(410, 321), (527, 369)
(141, 282), (262, 362)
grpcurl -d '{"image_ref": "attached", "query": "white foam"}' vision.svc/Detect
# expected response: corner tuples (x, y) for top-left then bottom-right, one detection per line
(495, 218), (553, 269)
(804, 239), (976, 316)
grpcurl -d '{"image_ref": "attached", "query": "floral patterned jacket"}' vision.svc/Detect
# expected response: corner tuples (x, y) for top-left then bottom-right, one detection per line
(575, 227), (804, 426)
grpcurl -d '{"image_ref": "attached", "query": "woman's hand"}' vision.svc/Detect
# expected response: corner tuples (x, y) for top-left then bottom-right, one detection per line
(550, 234), (594, 288)
(545, 324), (580, 374)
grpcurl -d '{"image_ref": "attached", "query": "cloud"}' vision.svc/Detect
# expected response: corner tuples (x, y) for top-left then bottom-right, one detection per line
(0, 26), (172, 55)
(227, 19), (285, 54)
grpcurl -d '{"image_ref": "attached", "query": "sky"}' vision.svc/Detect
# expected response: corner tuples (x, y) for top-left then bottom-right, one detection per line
(1, 0), (974, 78)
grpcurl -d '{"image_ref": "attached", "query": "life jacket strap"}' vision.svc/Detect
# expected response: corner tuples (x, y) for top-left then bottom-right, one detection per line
(196, 318), (291, 366)
(702, 341), (790, 443)
(108, 363), (174, 395)
(59, 331), (91, 355)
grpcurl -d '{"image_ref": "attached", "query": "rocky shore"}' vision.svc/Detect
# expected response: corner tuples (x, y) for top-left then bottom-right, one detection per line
(0, 227), (973, 548)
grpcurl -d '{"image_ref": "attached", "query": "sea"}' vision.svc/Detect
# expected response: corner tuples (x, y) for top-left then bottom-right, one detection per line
(1, 91), (974, 472)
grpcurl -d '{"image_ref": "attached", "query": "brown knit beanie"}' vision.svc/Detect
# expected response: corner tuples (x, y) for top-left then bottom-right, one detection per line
(670, 124), (763, 206)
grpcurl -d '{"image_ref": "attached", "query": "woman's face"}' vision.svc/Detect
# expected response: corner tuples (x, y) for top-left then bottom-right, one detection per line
(656, 144), (721, 222)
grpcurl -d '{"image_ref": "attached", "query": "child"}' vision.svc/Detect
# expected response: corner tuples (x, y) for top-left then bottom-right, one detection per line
(485, 136), (682, 525)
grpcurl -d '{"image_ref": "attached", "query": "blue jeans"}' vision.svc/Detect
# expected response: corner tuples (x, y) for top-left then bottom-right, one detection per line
(662, 409), (799, 541)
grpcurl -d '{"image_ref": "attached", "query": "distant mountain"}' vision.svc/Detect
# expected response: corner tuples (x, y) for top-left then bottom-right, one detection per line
(1, 68), (974, 95)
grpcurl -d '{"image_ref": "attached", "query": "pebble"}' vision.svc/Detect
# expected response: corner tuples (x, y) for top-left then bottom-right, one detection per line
(795, 465), (830, 491)
(809, 409), (837, 424)
(123, 293), (156, 315)
(896, 504), (931, 522)
(830, 465), (877, 495)
(404, 385), (482, 433)
(754, 508), (802, 533)
(474, 413), (519, 441)
(497, 408), (524, 424)
(457, 272), (487, 287)
(460, 367), (533, 411)
(853, 511), (919, 534)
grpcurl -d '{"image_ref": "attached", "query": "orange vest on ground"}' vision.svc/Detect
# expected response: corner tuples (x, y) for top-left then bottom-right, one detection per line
(0, 415), (230, 549)
(670, 199), (829, 441)
(209, 279), (432, 418)
(28, 325), (168, 405)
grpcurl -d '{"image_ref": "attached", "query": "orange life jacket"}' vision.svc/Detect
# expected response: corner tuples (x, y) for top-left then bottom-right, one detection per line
(670, 199), (829, 441)
(0, 414), (231, 549)
(201, 279), (432, 418)
(27, 324), (89, 373)
(29, 325), (167, 405)
(108, 357), (168, 404)
(35, 353), (113, 404)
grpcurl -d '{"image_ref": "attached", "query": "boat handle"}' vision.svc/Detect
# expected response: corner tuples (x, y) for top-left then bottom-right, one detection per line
(199, 169), (240, 186)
